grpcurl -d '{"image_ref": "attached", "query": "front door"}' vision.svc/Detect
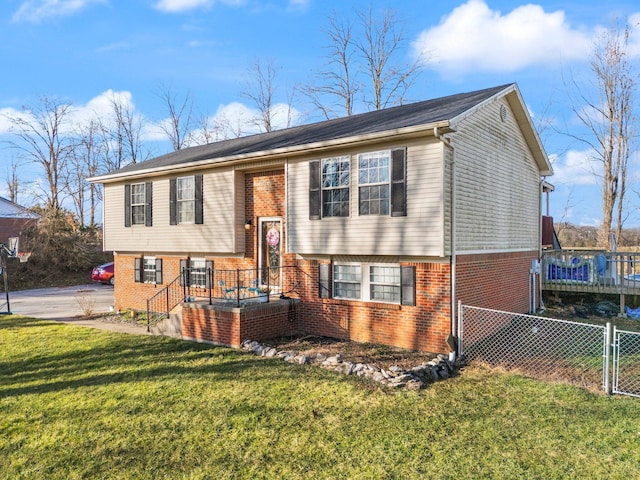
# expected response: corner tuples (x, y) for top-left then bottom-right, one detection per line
(258, 217), (282, 292)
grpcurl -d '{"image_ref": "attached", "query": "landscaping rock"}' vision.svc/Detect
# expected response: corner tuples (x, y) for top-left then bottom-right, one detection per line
(238, 339), (459, 390)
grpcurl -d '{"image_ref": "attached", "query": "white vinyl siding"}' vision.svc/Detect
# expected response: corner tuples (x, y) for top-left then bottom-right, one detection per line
(453, 99), (540, 252)
(103, 167), (241, 254)
(287, 139), (445, 257)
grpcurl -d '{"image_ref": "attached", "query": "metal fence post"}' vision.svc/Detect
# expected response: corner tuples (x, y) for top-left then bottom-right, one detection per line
(457, 300), (463, 358)
(604, 322), (612, 394)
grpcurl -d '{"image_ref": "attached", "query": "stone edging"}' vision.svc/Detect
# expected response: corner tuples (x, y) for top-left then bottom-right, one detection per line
(240, 339), (461, 390)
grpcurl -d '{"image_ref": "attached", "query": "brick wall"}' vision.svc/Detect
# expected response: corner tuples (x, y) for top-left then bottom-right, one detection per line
(295, 260), (452, 353)
(181, 301), (299, 348)
(455, 251), (538, 314)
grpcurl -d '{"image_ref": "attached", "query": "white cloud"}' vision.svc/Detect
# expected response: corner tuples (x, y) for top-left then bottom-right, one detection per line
(153, 0), (244, 13)
(550, 150), (598, 186)
(413, 0), (593, 76)
(288, 0), (309, 12)
(12, 0), (107, 23)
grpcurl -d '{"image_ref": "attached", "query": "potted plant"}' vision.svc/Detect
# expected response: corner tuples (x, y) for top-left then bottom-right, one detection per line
(258, 285), (270, 302)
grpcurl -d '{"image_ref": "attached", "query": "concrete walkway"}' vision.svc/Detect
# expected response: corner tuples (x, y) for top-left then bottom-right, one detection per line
(4, 284), (150, 335)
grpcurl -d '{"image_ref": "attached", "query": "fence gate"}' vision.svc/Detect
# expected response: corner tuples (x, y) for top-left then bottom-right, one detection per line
(612, 328), (640, 398)
(458, 304), (610, 393)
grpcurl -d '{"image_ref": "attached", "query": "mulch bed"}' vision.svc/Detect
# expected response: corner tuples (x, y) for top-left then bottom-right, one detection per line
(263, 335), (438, 371)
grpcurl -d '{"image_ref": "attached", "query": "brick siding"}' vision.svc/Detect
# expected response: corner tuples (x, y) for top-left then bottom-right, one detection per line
(455, 251), (538, 314)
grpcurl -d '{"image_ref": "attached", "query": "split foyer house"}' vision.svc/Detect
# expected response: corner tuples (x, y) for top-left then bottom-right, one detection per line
(92, 83), (553, 353)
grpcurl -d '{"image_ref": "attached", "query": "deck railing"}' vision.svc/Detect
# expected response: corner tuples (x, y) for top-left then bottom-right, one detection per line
(541, 250), (640, 295)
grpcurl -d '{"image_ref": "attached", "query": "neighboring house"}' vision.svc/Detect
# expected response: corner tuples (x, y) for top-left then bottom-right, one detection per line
(91, 83), (553, 353)
(0, 197), (39, 246)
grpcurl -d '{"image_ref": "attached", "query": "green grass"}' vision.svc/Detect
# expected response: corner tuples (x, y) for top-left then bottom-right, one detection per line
(2, 317), (640, 479)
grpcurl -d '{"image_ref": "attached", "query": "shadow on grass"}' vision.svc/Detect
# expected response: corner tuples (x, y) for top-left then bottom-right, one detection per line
(0, 315), (301, 398)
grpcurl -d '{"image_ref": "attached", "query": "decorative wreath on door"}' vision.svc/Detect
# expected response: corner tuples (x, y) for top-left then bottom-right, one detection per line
(266, 227), (280, 247)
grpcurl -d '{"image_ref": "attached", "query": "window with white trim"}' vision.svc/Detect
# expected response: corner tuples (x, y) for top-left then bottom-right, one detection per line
(322, 156), (350, 217)
(177, 176), (195, 224)
(333, 262), (402, 304)
(358, 151), (390, 215)
(131, 183), (146, 225)
(143, 257), (157, 284)
(189, 258), (206, 287)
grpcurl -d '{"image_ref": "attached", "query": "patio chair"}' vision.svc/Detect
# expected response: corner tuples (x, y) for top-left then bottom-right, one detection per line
(219, 280), (236, 300)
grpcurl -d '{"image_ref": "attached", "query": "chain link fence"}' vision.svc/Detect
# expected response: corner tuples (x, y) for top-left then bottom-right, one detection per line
(613, 328), (640, 398)
(458, 304), (609, 392)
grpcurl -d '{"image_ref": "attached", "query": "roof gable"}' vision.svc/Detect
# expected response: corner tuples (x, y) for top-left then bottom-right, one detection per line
(0, 197), (39, 219)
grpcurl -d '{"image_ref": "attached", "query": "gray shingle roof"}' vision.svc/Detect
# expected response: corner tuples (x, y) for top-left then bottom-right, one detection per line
(112, 84), (513, 176)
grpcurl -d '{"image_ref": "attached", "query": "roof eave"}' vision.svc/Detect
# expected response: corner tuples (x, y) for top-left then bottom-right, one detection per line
(90, 120), (452, 183)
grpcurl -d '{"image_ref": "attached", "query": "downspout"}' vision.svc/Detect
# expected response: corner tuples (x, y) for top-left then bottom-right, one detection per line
(434, 127), (456, 343)
(537, 178), (545, 312)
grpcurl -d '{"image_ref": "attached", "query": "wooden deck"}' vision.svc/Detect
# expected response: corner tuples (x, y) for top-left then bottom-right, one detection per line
(541, 250), (640, 311)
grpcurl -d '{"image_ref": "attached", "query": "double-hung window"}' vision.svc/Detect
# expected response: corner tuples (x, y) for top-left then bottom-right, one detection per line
(333, 262), (402, 304)
(333, 264), (361, 299)
(131, 184), (146, 224)
(358, 148), (407, 216)
(309, 155), (351, 220)
(189, 258), (206, 287)
(170, 175), (203, 225)
(134, 256), (163, 285)
(321, 156), (350, 217)
(310, 148), (405, 220)
(177, 176), (195, 224)
(125, 182), (152, 227)
(358, 151), (390, 215)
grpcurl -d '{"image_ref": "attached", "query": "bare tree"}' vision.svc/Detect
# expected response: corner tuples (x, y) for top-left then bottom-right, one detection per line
(306, 7), (424, 118)
(157, 84), (195, 151)
(4, 158), (21, 204)
(98, 95), (149, 172)
(569, 22), (636, 249)
(69, 120), (103, 226)
(356, 7), (423, 111)
(242, 58), (277, 133)
(303, 13), (358, 119)
(4, 97), (73, 214)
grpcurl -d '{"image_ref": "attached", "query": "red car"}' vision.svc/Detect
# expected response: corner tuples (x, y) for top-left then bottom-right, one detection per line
(92, 262), (114, 285)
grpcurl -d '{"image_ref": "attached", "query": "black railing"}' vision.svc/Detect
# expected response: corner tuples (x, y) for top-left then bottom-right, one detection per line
(211, 265), (302, 307)
(146, 265), (304, 329)
(146, 268), (214, 331)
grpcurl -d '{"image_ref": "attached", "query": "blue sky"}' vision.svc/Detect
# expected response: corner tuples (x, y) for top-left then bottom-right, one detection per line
(1, 0), (640, 227)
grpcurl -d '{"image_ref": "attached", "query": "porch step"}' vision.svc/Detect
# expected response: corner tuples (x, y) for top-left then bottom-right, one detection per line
(150, 305), (182, 338)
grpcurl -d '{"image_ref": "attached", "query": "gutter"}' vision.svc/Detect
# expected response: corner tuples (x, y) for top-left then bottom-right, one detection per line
(89, 121), (452, 184)
(434, 127), (457, 343)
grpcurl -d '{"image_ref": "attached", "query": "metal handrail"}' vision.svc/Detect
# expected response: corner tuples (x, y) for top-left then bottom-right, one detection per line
(145, 265), (307, 330)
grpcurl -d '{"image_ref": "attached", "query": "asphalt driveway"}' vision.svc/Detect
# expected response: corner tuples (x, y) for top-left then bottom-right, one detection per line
(4, 284), (114, 319)
(3, 284), (150, 335)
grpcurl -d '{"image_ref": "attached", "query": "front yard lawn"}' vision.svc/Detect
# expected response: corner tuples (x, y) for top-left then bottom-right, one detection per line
(1, 316), (640, 479)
